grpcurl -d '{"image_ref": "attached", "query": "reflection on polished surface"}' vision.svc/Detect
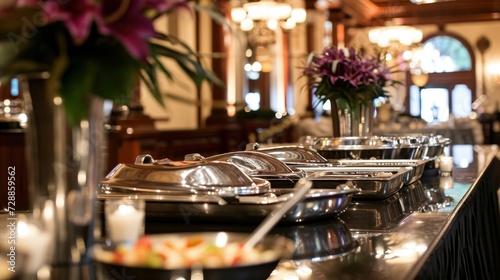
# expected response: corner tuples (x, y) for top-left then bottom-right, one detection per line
(0, 145), (498, 279)
(267, 145), (499, 279)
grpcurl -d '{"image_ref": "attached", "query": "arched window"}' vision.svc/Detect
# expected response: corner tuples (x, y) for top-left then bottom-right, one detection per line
(405, 32), (476, 122)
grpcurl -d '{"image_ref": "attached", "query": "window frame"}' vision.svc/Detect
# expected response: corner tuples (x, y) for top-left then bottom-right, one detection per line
(404, 31), (476, 117)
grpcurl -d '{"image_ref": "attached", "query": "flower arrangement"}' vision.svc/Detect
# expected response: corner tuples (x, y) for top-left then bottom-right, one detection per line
(0, 0), (223, 125)
(302, 46), (397, 118)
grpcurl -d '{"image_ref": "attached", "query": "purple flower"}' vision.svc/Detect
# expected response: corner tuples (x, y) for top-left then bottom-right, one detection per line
(302, 46), (396, 110)
(144, 0), (189, 13)
(96, 0), (157, 61)
(14, 0), (190, 61)
(41, 0), (100, 45)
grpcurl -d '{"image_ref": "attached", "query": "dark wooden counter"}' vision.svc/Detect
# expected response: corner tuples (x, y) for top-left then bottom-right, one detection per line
(1, 145), (498, 279)
(144, 145), (500, 279)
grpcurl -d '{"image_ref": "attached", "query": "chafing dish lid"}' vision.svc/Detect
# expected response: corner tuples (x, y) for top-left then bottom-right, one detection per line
(185, 151), (306, 179)
(246, 143), (329, 164)
(311, 136), (398, 150)
(101, 159), (271, 196)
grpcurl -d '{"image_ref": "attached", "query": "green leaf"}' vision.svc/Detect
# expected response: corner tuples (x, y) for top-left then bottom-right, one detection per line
(92, 57), (138, 105)
(140, 62), (165, 107)
(60, 59), (94, 126)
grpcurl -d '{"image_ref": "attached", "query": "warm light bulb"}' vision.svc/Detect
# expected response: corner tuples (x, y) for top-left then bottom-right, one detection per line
(412, 30), (423, 43)
(267, 19), (278, 30)
(402, 50), (413, 61)
(251, 61), (262, 72)
(282, 18), (296, 30)
(231, 7), (246, 23)
(291, 8), (307, 23)
(240, 18), (254, 31)
(411, 73), (429, 87)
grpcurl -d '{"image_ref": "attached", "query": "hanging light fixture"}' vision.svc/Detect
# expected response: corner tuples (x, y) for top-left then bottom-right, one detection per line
(232, 0), (307, 73)
(231, 0), (307, 32)
(368, 21), (423, 48)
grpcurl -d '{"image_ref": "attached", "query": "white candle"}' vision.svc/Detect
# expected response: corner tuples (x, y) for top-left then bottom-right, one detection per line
(440, 156), (454, 175)
(107, 204), (145, 244)
(16, 221), (51, 274)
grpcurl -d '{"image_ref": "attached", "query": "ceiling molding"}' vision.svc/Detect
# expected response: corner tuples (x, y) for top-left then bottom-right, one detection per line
(319, 0), (500, 27)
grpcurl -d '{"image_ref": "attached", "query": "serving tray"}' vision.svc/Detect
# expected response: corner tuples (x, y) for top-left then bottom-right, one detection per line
(297, 166), (412, 199)
(330, 159), (430, 185)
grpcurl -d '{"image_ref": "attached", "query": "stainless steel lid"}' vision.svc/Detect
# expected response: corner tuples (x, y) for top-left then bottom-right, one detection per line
(246, 143), (330, 165)
(184, 151), (306, 179)
(100, 158), (271, 197)
(311, 136), (398, 150)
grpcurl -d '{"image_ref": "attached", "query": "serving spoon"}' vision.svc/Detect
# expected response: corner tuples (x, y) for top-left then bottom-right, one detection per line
(243, 178), (313, 251)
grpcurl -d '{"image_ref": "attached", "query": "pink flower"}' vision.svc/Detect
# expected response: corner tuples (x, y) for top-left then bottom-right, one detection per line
(302, 46), (396, 111)
(97, 0), (157, 61)
(42, 0), (100, 44)
(143, 0), (189, 13)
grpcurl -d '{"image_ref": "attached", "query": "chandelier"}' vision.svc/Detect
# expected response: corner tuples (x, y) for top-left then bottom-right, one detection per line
(368, 21), (423, 48)
(231, 0), (307, 73)
(230, 0), (307, 34)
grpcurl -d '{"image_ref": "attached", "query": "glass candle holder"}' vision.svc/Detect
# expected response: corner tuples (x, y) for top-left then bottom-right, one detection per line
(105, 199), (145, 245)
(439, 156), (454, 177)
(0, 214), (52, 276)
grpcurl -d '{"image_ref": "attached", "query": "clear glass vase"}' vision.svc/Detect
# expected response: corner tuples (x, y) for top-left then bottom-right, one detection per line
(331, 99), (374, 137)
(19, 72), (107, 277)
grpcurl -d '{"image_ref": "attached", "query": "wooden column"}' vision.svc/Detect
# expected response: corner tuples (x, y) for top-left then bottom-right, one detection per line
(206, 0), (231, 126)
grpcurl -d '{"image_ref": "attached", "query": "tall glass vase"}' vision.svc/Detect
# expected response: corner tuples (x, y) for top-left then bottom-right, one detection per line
(20, 72), (107, 278)
(330, 98), (374, 137)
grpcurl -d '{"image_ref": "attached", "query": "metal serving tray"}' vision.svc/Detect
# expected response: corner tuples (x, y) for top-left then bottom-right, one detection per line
(330, 159), (430, 185)
(298, 166), (412, 199)
(97, 187), (359, 223)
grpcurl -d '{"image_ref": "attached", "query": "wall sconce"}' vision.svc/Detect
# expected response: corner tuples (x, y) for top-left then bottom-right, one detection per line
(410, 70), (429, 87)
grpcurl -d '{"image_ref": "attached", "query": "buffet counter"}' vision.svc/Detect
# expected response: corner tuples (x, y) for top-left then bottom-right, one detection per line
(1, 145), (499, 279)
(145, 145), (500, 279)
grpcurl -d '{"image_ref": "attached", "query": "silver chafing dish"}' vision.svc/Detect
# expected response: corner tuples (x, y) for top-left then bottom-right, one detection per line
(301, 135), (449, 160)
(245, 143), (330, 165)
(183, 151), (305, 180)
(298, 166), (412, 199)
(99, 155), (359, 223)
(101, 157), (270, 197)
(330, 159), (430, 185)
(310, 136), (399, 160)
(379, 135), (424, 160)
(420, 134), (451, 158)
(98, 187), (359, 223)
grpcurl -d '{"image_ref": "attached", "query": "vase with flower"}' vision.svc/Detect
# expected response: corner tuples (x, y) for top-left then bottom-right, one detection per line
(0, 0), (223, 277)
(302, 46), (397, 137)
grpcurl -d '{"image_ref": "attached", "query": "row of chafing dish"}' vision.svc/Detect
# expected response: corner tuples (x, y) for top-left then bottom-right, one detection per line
(98, 135), (449, 224)
(304, 134), (450, 160)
